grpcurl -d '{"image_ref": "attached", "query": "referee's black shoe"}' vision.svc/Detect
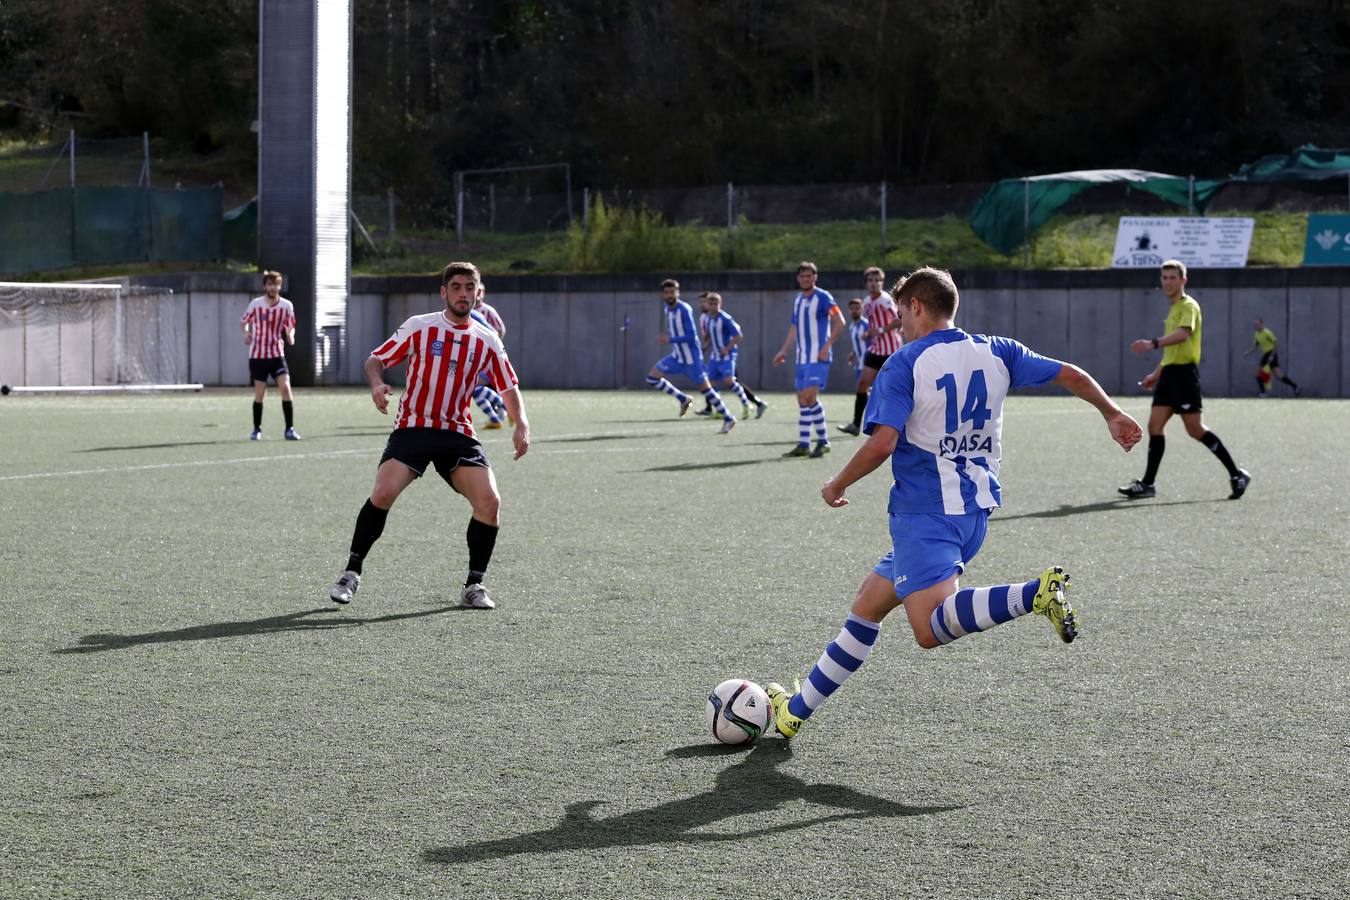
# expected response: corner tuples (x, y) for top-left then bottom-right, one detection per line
(1117, 479), (1156, 499)
(1229, 469), (1252, 500)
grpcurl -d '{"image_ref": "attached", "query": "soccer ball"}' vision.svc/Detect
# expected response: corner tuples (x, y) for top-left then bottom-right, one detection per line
(705, 679), (775, 745)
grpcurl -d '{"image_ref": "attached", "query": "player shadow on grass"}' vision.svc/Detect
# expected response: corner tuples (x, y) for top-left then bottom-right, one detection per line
(423, 740), (958, 865)
(78, 432), (387, 452)
(990, 497), (1221, 522)
(639, 458), (779, 473)
(53, 606), (459, 654)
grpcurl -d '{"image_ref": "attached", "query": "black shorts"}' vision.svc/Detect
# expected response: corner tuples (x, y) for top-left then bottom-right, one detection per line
(380, 427), (490, 488)
(862, 351), (891, 371)
(1152, 363), (1203, 413)
(1259, 350), (1280, 369)
(249, 357), (289, 383)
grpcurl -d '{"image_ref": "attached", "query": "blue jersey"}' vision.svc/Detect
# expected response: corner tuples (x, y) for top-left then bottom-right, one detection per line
(791, 289), (839, 363)
(849, 317), (870, 361)
(706, 310), (742, 358)
(469, 308), (491, 328)
(664, 299), (703, 365)
(863, 328), (1064, 515)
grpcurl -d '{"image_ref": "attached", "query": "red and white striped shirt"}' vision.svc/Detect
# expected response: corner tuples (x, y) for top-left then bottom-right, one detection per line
(372, 311), (518, 437)
(241, 297), (296, 359)
(863, 293), (903, 356)
(476, 301), (506, 337)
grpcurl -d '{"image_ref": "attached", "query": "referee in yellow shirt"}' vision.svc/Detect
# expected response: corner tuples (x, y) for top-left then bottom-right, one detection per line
(1118, 259), (1250, 500)
(1244, 317), (1300, 397)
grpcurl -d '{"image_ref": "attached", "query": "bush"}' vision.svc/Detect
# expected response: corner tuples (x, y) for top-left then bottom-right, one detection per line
(564, 198), (721, 271)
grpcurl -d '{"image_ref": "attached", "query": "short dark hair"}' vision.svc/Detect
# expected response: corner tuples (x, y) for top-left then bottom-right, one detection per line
(705, 291), (723, 304)
(796, 261), (818, 275)
(441, 261), (481, 286)
(893, 267), (959, 318)
(661, 278), (679, 290)
(262, 270), (283, 285)
(863, 266), (884, 280)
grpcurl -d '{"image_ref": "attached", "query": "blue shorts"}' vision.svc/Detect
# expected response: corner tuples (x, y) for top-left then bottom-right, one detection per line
(656, 353), (708, 385)
(795, 362), (830, 391)
(872, 510), (990, 599)
(706, 356), (737, 382)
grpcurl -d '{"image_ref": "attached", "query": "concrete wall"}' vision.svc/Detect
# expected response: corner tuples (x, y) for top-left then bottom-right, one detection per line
(3, 269), (1348, 397)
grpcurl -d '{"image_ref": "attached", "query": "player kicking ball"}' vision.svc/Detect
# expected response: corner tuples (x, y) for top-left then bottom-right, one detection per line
(764, 267), (1142, 738)
(330, 261), (530, 610)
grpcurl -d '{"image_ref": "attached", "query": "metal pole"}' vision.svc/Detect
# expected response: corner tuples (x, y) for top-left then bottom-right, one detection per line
(880, 181), (888, 260)
(456, 172), (464, 244)
(1188, 175), (1195, 215)
(565, 163), (573, 222)
(1023, 177), (1030, 268)
(387, 186), (396, 235)
(114, 286), (124, 383)
(727, 182), (734, 238)
(69, 129), (76, 187)
(141, 132), (151, 187)
(583, 187), (590, 229)
(489, 183), (495, 231)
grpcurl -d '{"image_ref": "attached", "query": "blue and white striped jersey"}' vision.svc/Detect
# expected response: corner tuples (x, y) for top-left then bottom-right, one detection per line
(665, 299), (703, 364)
(849, 317), (871, 361)
(791, 289), (840, 363)
(707, 310), (742, 358)
(863, 328), (1064, 515)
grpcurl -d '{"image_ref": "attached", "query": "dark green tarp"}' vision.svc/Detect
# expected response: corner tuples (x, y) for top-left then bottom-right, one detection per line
(1230, 144), (1350, 182)
(970, 170), (1225, 257)
(222, 196), (257, 263)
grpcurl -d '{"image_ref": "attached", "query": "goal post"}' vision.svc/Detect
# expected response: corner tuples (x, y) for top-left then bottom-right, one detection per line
(0, 282), (202, 393)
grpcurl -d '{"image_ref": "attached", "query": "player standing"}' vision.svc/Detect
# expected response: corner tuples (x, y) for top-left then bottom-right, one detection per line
(1118, 260), (1251, 500)
(704, 292), (769, 419)
(240, 270), (299, 440)
(772, 261), (844, 457)
(839, 267), (903, 436)
(763, 267), (1143, 739)
(1244, 317), (1300, 397)
(645, 279), (737, 433)
(329, 262), (530, 610)
(844, 298), (870, 387)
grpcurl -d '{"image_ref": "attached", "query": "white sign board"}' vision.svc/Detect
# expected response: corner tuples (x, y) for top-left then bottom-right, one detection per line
(1111, 217), (1255, 268)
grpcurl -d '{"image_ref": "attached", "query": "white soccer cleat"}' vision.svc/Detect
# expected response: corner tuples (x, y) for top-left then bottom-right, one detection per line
(719, 418), (736, 434)
(461, 583), (496, 609)
(330, 570), (360, 605)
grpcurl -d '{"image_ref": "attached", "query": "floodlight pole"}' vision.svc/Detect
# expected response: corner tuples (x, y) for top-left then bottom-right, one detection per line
(1188, 175), (1195, 214)
(727, 182), (734, 238)
(1023, 177), (1030, 267)
(69, 129), (75, 187)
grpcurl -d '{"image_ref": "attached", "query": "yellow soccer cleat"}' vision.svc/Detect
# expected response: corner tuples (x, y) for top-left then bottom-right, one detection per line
(1031, 566), (1077, 643)
(483, 420), (505, 430)
(765, 679), (804, 739)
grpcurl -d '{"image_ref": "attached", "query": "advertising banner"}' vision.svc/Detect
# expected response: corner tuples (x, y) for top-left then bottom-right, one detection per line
(1302, 214), (1350, 266)
(1111, 217), (1254, 268)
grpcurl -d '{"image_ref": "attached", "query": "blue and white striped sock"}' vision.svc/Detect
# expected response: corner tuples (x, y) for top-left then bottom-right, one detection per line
(930, 580), (1038, 645)
(788, 613), (880, 720)
(797, 405), (811, 446)
(702, 387), (733, 422)
(729, 381), (751, 406)
(810, 402), (828, 443)
(646, 375), (688, 403)
(472, 386), (501, 422)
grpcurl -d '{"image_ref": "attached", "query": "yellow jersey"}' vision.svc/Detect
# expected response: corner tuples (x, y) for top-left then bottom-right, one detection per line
(1162, 294), (1202, 367)
(1253, 327), (1277, 353)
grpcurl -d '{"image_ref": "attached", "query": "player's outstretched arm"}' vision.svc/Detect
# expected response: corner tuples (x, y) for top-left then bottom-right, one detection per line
(773, 325), (797, 366)
(821, 425), (899, 507)
(364, 355), (393, 414)
(1053, 364), (1142, 452)
(500, 387), (530, 460)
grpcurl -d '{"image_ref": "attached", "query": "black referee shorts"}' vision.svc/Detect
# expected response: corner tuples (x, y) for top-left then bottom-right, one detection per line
(862, 351), (891, 371)
(1152, 363), (1203, 413)
(380, 427), (490, 489)
(249, 357), (289, 383)
(1259, 350), (1280, 369)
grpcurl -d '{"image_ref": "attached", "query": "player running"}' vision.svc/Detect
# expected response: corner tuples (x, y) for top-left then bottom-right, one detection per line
(239, 270), (299, 440)
(704, 293), (769, 419)
(839, 267), (903, 436)
(763, 266), (1142, 739)
(329, 261), (530, 610)
(645, 279), (737, 433)
(773, 261), (844, 457)
(1244, 317), (1300, 397)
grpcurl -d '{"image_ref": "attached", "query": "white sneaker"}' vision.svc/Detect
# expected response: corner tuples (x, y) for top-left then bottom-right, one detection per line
(461, 582), (496, 609)
(331, 570), (360, 604)
(719, 418), (736, 434)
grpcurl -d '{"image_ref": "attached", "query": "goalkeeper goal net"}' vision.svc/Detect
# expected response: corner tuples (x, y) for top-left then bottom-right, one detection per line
(0, 282), (200, 394)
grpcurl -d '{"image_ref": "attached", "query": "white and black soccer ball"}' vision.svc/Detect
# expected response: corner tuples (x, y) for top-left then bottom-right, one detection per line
(706, 679), (775, 745)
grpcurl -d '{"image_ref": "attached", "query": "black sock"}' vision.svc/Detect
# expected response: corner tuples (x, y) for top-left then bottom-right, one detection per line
(1281, 376), (1298, 389)
(1142, 435), (1165, 485)
(741, 384), (759, 404)
(346, 499), (389, 574)
(852, 391), (868, 427)
(282, 400), (294, 428)
(466, 517), (500, 585)
(1256, 378), (1266, 393)
(252, 402), (263, 429)
(1200, 430), (1241, 478)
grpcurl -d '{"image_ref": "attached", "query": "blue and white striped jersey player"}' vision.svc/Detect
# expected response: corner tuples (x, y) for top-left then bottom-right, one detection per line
(764, 267), (1143, 739)
(846, 297), (870, 382)
(646, 278), (737, 433)
(772, 261), (845, 458)
(705, 292), (769, 419)
(470, 283), (509, 429)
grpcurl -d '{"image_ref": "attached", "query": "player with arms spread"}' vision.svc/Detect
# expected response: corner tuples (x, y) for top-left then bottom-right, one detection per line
(240, 270), (299, 440)
(330, 261), (530, 610)
(764, 267), (1142, 739)
(773, 261), (845, 457)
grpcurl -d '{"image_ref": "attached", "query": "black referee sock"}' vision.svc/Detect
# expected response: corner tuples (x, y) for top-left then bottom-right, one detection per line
(252, 402), (263, 429)
(741, 384), (759, 404)
(465, 517), (500, 586)
(853, 391), (868, 427)
(1142, 435), (1165, 485)
(346, 499), (390, 574)
(1200, 431), (1241, 478)
(282, 400), (294, 428)
(1281, 376), (1299, 389)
